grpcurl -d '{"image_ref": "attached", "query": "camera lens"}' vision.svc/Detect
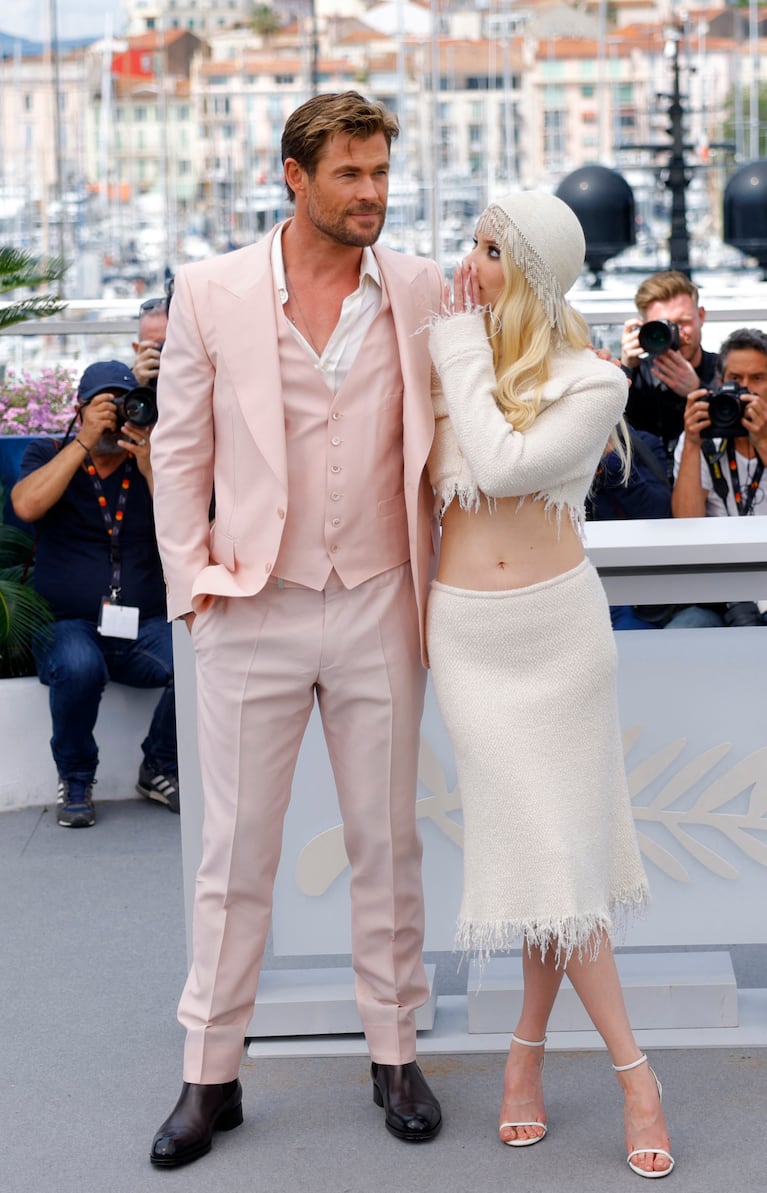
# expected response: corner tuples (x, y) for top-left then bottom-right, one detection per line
(638, 320), (677, 356)
(705, 382), (748, 438)
(121, 386), (158, 427)
(709, 393), (741, 429)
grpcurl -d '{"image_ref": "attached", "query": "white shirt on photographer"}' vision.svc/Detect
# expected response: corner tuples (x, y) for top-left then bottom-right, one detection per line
(673, 432), (767, 518)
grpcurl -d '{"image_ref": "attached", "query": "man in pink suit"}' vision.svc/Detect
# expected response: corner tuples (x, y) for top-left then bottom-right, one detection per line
(149, 92), (443, 1167)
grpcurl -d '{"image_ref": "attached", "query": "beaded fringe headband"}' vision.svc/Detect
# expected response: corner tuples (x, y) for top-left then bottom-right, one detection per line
(476, 203), (570, 337)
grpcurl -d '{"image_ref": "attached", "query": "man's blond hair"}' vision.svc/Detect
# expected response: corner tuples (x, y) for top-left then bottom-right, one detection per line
(634, 270), (700, 317)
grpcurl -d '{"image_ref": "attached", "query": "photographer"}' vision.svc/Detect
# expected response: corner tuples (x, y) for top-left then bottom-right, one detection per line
(671, 327), (767, 627)
(621, 271), (718, 472)
(10, 360), (179, 827)
(132, 295), (167, 389)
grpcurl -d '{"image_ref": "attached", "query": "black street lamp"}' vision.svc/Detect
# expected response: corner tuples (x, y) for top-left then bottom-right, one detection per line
(664, 24), (691, 275)
(628, 22), (693, 276)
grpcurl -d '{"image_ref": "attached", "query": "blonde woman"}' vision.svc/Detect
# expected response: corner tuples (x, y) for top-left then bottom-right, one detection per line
(426, 192), (674, 1179)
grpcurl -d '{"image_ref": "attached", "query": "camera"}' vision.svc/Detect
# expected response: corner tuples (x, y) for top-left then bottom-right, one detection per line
(145, 340), (164, 391)
(638, 319), (681, 356)
(703, 381), (749, 439)
(114, 385), (158, 428)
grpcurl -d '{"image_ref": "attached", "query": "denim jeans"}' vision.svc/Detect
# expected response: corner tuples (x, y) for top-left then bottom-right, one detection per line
(33, 617), (177, 783)
(664, 605), (725, 629)
(609, 605), (660, 631)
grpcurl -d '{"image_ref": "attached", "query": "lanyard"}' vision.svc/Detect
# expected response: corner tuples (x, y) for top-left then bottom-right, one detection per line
(84, 455), (133, 599)
(725, 440), (764, 516)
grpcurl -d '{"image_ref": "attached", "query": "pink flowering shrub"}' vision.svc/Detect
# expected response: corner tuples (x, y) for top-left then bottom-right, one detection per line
(0, 365), (78, 435)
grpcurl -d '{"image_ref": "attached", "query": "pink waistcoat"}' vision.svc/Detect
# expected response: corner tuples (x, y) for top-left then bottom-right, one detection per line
(272, 279), (410, 589)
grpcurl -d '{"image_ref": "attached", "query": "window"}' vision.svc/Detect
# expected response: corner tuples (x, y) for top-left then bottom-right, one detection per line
(466, 75), (510, 90)
(543, 109), (566, 166)
(543, 85), (565, 106)
(468, 124), (483, 149)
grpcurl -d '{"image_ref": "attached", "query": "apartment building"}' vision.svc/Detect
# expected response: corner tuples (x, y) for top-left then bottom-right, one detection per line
(0, 4), (762, 263)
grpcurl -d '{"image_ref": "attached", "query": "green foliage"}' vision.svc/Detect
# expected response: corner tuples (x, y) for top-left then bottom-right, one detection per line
(0, 246), (68, 331)
(250, 5), (281, 37)
(0, 244), (67, 675)
(0, 489), (53, 678)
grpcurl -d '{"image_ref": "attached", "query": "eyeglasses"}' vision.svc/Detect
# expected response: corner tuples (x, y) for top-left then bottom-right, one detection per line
(139, 296), (167, 314)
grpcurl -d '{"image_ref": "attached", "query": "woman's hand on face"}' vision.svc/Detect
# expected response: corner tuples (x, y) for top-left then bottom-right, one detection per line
(443, 260), (481, 316)
(454, 260), (481, 313)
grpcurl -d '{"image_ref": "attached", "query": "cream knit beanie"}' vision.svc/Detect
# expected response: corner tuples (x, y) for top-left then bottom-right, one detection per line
(476, 192), (585, 335)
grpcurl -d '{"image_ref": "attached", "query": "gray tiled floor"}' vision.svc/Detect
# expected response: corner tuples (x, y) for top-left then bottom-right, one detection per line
(2, 799), (765, 1193)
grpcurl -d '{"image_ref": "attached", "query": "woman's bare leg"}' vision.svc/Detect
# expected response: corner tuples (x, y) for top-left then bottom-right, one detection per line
(499, 945), (565, 1144)
(565, 934), (672, 1176)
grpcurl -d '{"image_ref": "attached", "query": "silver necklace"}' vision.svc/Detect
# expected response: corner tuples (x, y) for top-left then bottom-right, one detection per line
(285, 274), (320, 355)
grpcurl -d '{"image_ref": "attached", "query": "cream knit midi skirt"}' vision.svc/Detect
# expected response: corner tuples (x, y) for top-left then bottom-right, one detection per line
(426, 558), (649, 962)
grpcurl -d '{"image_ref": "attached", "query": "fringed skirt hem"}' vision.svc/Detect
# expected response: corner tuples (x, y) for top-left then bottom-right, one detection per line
(455, 886), (649, 967)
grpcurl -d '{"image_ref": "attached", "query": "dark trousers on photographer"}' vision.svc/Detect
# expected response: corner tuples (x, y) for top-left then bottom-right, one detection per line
(33, 615), (177, 784)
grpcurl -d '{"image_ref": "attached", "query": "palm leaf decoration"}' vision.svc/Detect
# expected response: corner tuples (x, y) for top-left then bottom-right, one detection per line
(0, 489), (53, 678)
(0, 247), (67, 330)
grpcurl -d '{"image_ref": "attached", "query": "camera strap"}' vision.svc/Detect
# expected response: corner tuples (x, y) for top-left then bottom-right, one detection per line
(700, 438), (731, 509)
(702, 438), (764, 516)
(725, 440), (764, 516)
(84, 454), (134, 599)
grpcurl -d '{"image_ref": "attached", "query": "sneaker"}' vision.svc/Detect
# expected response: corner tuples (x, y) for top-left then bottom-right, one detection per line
(136, 763), (180, 814)
(56, 779), (96, 828)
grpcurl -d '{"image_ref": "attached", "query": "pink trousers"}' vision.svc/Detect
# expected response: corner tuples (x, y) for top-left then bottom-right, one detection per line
(179, 563), (428, 1082)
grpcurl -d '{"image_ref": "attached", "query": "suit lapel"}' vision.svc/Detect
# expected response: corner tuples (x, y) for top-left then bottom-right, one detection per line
(211, 233), (288, 492)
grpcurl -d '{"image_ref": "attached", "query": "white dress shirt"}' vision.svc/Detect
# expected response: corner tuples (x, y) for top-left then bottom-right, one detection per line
(271, 221), (382, 395)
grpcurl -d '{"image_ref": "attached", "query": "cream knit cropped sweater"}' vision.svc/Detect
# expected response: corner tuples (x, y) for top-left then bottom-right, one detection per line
(428, 312), (629, 526)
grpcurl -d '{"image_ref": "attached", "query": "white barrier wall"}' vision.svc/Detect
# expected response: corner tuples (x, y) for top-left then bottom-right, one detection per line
(0, 677), (159, 810)
(172, 517), (767, 1044)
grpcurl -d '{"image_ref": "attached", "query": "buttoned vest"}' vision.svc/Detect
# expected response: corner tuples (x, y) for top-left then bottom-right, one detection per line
(272, 279), (409, 589)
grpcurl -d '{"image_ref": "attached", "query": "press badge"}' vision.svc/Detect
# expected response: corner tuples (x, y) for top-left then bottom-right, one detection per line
(98, 597), (140, 640)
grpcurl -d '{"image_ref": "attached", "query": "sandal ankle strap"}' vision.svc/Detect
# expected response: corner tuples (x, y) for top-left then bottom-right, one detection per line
(511, 1033), (547, 1048)
(612, 1053), (648, 1073)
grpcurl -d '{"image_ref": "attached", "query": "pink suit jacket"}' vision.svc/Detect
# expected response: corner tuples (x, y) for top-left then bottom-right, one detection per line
(151, 226), (442, 662)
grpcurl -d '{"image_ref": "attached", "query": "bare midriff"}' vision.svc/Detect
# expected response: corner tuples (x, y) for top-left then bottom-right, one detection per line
(436, 493), (585, 591)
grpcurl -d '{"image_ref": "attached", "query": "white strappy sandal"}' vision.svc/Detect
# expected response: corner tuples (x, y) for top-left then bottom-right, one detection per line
(499, 1034), (548, 1147)
(613, 1054), (675, 1179)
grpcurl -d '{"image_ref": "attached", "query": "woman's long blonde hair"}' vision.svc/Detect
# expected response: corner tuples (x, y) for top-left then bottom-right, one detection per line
(485, 254), (591, 432)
